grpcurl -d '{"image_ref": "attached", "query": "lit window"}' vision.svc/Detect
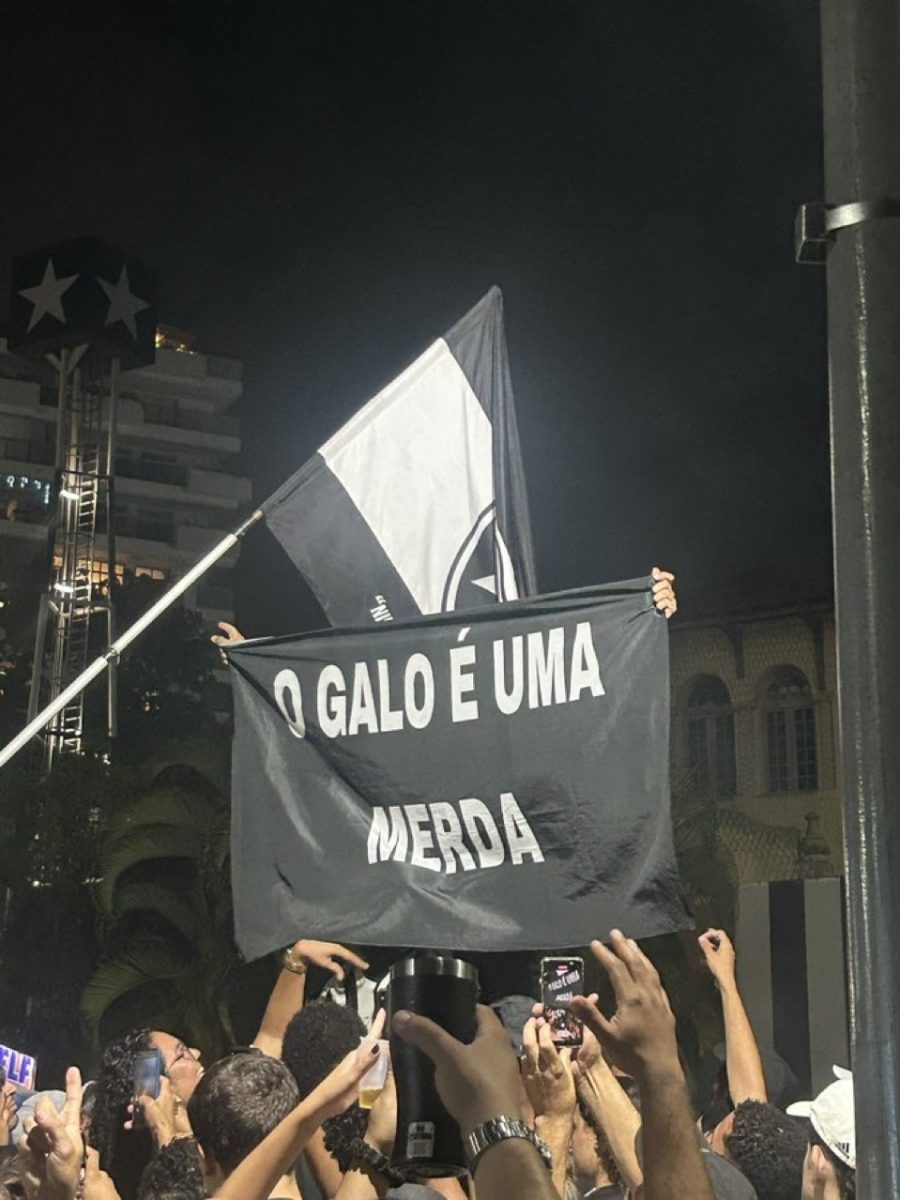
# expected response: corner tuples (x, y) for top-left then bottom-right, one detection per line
(765, 667), (818, 792)
(685, 675), (736, 798)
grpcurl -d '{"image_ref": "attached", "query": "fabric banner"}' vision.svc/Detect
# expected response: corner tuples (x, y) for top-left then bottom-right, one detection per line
(736, 879), (849, 1096)
(260, 287), (537, 627)
(229, 578), (690, 959)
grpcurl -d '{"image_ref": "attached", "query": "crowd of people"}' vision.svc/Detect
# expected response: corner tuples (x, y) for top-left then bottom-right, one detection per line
(0, 927), (854, 1200)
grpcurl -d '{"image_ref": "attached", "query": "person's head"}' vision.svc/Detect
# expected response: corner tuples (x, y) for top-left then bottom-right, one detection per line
(90, 1027), (156, 1200)
(787, 1076), (855, 1200)
(282, 1000), (366, 1098)
(150, 1031), (204, 1102)
(137, 1137), (205, 1200)
(282, 1000), (368, 1171)
(724, 1100), (808, 1200)
(187, 1052), (299, 1191)
(0, 1147), (25, 1200)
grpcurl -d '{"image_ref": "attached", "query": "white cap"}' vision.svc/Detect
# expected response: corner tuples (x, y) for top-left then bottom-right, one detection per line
(787, 1076), (855, 1170)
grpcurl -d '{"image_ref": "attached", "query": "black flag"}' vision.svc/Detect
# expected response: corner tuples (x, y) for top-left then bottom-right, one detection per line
(229, 578), (690, 959)
(261, 287), (536, 627)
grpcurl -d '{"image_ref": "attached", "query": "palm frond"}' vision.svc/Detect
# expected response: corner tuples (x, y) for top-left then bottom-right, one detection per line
(81, 943), (192, 1038)
(110, 881), (206, 947)
(103, 788), (223, 844)
(97, 824), (213, 913)
(140, 738), (230, 797)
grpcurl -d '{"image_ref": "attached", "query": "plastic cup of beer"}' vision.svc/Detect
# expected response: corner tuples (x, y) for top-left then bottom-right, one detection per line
(358, 1039), (389, 1109)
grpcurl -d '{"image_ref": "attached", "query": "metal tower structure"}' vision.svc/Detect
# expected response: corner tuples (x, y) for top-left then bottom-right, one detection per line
(28, 350), (121, 765)
(8, 238), (157, 769)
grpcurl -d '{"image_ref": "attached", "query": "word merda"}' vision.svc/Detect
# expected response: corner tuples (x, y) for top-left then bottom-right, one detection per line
(367, 792), (544, 874)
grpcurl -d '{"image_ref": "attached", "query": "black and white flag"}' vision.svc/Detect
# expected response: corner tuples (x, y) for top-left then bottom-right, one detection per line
(229, 578), (690, 959)
(261, 287), (536, 627)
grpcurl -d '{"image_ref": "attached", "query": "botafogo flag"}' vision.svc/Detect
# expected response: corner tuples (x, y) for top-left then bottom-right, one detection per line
(261, 287), (536, 627)
(229, 578), (691, 958)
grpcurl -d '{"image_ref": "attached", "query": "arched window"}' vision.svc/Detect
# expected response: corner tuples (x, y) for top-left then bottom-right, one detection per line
(765, 667), (818, 792)
(686, 675), (736, 798)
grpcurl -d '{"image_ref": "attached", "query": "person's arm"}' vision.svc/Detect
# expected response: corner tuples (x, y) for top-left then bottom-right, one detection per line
(392, 1004), (559, 1200)
(570, 931), (713, 1200)
(474, 1137), (560, 1198)
(214, 1042), (379, 1200)
(334, 1169), (381, 1200)
(698, 929), (766, 1105)
(252, 939), (369, 1058)
(521, 1017), (576, 1197)
(573, 1032), (642, 1194)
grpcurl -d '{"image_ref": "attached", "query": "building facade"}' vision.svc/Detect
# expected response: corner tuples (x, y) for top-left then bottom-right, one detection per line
(0, 331), (250, 626)
(669, 599), (842, 887)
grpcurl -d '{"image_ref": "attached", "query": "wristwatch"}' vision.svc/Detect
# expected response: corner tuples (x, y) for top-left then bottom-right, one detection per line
(282, 947), (308, 975)
(464, 1115), (553, 1174)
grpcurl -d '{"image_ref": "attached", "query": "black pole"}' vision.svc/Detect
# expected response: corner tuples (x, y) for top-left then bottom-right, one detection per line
(819, 1), (900, 1192)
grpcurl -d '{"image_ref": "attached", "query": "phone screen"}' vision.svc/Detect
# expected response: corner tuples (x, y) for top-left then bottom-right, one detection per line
(540, 956), (584, 1046)
(132, 1049), (164, 1115)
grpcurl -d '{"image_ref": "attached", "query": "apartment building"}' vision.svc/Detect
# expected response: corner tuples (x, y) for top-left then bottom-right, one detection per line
(0, 329), (251, 625)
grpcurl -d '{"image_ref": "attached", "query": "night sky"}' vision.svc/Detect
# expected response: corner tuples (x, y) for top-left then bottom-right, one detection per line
(3, 0), (830, 635)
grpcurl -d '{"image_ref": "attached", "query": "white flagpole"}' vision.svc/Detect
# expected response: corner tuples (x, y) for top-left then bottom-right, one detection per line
(0, 509), (264, 772)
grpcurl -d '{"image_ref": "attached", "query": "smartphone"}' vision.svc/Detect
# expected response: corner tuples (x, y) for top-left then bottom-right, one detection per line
(132, 1049), (164, 1124)
(539, 956), (584, 1047)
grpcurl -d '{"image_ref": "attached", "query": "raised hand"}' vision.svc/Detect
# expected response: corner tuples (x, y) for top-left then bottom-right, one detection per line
(284, 939), (370, 981)
(697, 928), (737, 989)
(82, 1147), (122, 1200)
(211, 620), (246, 663)
(364, 1061), (397, 1155)
(132, 1076), (189, 1148)
(392, 1004), (523, 1137)
(570, 931), (678, 1081)
(651, 567), (677, 618)
(0, 1082), (17, 1146)
(521, 1017), (576, 1121)
(24, 1067), (84, 1200)
(308, 1042), (382, 1122)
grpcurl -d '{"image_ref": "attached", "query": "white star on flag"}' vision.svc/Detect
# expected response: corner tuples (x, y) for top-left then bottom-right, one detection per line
(98, 265), (150, 340)
(472, 575), (497, 595)
(18, 259), (79, 333)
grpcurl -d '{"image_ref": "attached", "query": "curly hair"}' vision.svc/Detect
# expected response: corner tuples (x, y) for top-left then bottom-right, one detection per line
(89, 1027), (155, 1200)
(726, 1100), (808, 1200)
(187, 1054), (299, 1177)
(322, 1104), (370, 1172)
(281, 1001), (366, 1099)
(282, 1000), (368, 1173)
(137, 1137), (205, 1200)
(0, 1146), (25, 1199)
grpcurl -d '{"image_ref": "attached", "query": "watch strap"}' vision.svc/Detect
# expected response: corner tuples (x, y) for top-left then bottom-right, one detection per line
(464, 1115), (553, 1174)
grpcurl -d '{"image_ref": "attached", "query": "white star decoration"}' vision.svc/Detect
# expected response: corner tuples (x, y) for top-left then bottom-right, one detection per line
(472, 575), (497, 595)
(98, 264), (150, 340)
(18, 259), (79, 333)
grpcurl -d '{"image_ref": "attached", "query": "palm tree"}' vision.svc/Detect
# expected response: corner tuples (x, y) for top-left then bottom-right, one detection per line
(81, 738), (240, 1060)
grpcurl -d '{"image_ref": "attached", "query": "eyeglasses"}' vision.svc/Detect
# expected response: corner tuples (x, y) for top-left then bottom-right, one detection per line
(166, 1042), (200, 1072)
